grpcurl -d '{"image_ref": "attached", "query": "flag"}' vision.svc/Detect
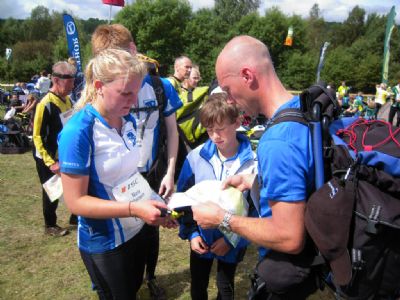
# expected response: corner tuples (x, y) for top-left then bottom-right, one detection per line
(284, 26), (293, 46)
(5, 48), (12, 61)
(381, 6), (396, 84)
(62, 14), (82, 72)
(316, 42), (330, 83)
(102, 0), (125, 6)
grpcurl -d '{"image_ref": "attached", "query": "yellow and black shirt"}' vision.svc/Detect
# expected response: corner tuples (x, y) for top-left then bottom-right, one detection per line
(33, 92), (73, 166)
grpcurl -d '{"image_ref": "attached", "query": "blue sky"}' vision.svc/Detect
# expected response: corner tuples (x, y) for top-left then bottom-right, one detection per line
(0, 0), (398, 23)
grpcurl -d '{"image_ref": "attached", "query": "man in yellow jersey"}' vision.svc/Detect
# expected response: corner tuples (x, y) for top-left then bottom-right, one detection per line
(33, 61), (76, 236)
(337, 81), (349, 98)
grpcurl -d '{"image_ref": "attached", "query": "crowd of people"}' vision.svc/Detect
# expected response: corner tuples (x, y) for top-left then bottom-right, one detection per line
(1, 23), (400, 300)
(331, 80), (400, 124)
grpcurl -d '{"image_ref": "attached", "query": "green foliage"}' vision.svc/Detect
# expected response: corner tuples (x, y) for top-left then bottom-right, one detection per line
(0, 150), (335, 300)
(7, 40), (53, 82)
(340, 6), (366, 46)
(116, 0), (192, 74)
(0, 18), (26, 55)
(305, 3), (327, 51)
(0, 57), (9, 81)
(259, 7), (291, 68)
(322, 46), (354, 86)
(0, 3), (399, 93)
(183, 8), (225, 83)
(215, 0), (260, 25)
(25, 6), (52, 41)
(287, 14), (308, 52)
(52, 36), (69, 62)
(279, 50), (316, 89)
(82, 18), (107, 35)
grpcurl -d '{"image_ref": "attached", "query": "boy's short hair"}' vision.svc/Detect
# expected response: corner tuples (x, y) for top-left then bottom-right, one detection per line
(200, 93), (240, 128)
(91, 24), (133, 55)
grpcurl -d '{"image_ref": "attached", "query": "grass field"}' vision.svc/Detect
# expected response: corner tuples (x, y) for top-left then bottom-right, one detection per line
(0, 152), (260, 300)
(0, 99), (334, 300)
(0, 151), (337, 300)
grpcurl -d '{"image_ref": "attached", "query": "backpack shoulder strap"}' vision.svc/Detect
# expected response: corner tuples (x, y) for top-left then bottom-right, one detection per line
(150, 75), (166, 112)
(265, 108), (309, 130)
(150, 76), (166, 143)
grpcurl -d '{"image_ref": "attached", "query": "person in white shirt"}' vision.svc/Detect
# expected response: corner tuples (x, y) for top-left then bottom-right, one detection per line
(35, 70), (51, 98)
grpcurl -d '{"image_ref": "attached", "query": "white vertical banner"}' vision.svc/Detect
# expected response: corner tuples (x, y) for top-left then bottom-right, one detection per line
(5, 48), (12, 61)
(316, 42), (330, 83)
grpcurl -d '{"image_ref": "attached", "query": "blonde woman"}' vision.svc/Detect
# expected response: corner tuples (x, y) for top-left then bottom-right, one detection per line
(58, 49), (174, 299)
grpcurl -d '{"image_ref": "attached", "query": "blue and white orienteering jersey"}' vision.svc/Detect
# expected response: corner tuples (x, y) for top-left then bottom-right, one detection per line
(133, 75), (182, 172)
(58, 104), (143, 254)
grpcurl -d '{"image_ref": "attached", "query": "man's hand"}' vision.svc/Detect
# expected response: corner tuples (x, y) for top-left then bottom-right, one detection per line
(221, 173), (256, 192)
(192, 202), (225, 229)
(49, 162), (60, 175)
(190, 235), (209, 255)
(210, 237), (231, 256)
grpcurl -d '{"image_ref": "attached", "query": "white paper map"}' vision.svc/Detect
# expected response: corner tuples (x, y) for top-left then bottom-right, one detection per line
(43, 175), (63, 202)
(168, 180), (248, 247)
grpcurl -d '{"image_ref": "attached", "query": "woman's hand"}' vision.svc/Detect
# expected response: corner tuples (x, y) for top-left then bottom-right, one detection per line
(158, 171), (175, 198)
(190, 235), (209, 255)
(131, 200), (167, 226)
(130, 200), (178, 228)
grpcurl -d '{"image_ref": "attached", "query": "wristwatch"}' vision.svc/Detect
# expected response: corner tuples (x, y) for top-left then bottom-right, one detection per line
(218, 211), (233, 233)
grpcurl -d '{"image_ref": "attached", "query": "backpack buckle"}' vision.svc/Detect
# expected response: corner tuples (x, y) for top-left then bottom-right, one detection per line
(366, 205), (381, 234)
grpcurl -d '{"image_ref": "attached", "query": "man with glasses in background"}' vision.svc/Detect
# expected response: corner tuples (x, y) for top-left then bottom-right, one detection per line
(33, 61), (76, 237)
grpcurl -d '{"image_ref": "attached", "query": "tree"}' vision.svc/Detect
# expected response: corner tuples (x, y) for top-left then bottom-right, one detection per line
(115, 0), (192, 73)
(0, 18), (26, 54)
(286, 14), (308, 52)
(279, 50), (316, 89)
(183, 9), (226, 83)
(257, 7), (289, 69)
(305, 3), (326, 51)
(47, 11), (67, 44)
(10, 41), (53, 81)
(26, 6), (52, 41)
(52, 36), (69, 62)
(215, 0), (260, 25)
(338, 6), (366, 46)
(82, 18), (107, 35)
(321, 46), (355, 90)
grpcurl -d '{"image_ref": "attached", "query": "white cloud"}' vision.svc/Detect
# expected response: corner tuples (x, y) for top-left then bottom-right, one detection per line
(260, 0), (399, 23)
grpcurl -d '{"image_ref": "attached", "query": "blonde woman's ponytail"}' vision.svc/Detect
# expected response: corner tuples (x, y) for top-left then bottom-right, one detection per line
(74, 59), (96, 111)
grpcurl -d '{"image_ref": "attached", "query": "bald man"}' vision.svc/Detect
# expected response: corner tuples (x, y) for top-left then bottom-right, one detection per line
(192, 36), (316, 298)
(168, 56), (192, 91)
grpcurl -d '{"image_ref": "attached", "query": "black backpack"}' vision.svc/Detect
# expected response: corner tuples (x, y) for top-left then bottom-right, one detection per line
(130, 75), (168, 191)
(250, 85), (400, 299)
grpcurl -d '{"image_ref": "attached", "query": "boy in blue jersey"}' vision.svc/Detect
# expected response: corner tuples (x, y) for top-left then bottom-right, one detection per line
(192, 36), (316, 299)
(177, 93), (257, 299)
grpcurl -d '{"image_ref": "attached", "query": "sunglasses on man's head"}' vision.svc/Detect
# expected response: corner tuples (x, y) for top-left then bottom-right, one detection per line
(52, 72), (75, 79)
